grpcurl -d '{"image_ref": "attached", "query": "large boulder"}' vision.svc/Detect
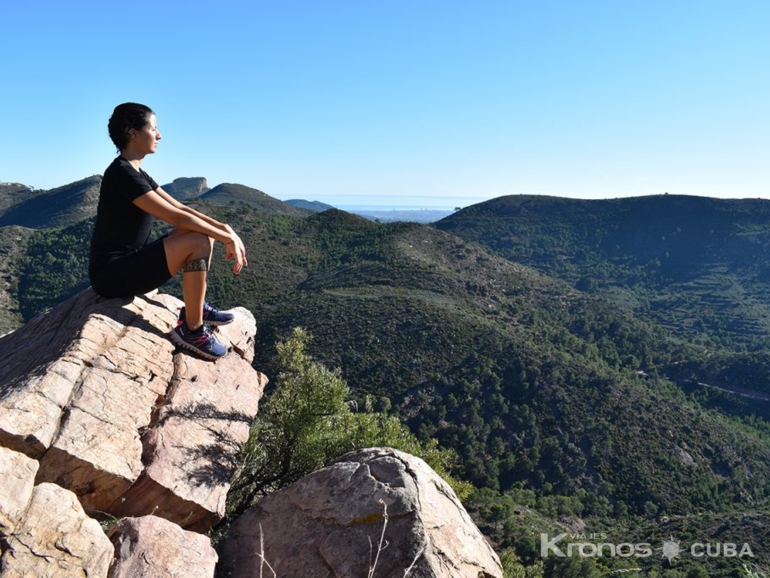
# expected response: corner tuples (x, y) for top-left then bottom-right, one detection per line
(217, 447), (503, 578)
(110, 343), (264, 531)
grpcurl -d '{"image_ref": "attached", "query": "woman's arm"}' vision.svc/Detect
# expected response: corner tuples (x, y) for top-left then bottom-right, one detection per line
(132, 189), (247, 272)
(154, 187), (230, 233)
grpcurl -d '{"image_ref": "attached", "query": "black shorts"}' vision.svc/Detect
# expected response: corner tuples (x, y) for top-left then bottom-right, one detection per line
(90, 237), (173, 298)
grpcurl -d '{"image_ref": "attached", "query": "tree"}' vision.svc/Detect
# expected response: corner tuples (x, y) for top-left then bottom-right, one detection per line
(225, 327), (465, 522)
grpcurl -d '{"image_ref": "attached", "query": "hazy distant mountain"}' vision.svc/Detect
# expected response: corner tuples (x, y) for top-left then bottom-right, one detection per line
(0, 176), (312, 228)
(284, 199), (335, 212)
(0, 176), (102, 228)
(354, 208), (453, 223)
(284, 199), (453, 223)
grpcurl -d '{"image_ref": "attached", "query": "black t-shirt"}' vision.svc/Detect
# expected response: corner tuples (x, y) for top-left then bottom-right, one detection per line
(89, 156), (159, 275)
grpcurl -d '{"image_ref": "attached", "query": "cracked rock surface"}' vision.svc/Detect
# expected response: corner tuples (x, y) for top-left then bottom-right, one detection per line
(1, 482), (113, 577)
(217, 447), (503, 578)
(0, 288), (267, 576)
(108, 515), (218, 578)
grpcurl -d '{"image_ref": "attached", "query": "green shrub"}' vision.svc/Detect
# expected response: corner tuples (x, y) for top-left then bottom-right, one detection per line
(226, 327), (466, 522)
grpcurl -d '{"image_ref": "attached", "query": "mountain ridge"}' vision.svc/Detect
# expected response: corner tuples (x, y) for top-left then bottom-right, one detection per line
(436, 193), (770, 350)
(0, 176), (102, 228)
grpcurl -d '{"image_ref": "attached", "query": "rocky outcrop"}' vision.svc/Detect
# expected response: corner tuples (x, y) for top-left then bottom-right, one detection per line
(0, 288), (267, 575)
(0, 289), (501, 577)
(163, 177), (210, 201)
(217, 447), (503, 578)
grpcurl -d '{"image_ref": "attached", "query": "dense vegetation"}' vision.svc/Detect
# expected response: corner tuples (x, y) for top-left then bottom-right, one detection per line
(436, 194), (770, 352)
(2, 183), (770, 576)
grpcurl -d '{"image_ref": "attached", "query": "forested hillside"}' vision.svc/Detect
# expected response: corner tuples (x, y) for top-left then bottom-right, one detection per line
(2, 181), (770, 575)
(436, 194), (770, 351)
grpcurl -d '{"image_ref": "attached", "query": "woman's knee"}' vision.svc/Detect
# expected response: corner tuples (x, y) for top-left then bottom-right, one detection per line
(190, 232), (212, 256)
(163, 231), (212, 274)
(175, 231), (211, 257)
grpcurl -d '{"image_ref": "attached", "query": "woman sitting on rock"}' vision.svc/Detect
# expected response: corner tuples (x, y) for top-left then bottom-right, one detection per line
(88, 102), (247, 361)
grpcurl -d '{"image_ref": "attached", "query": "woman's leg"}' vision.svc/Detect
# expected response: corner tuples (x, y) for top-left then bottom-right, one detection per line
(163, 230), (213, 331)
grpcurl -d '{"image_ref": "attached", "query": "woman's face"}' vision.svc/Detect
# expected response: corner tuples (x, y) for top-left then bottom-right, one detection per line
(129, 114), (162, 155)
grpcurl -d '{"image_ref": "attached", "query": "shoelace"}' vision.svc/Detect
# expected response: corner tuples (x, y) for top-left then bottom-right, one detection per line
(203, 302), (219, 318)
(185, 326), (214, 346)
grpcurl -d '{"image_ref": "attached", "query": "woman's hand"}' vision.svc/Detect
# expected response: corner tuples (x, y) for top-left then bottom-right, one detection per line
(224, 226), (247, 274)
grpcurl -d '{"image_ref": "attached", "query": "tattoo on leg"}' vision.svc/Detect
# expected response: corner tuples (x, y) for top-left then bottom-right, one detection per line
(183, 258), (208, 272)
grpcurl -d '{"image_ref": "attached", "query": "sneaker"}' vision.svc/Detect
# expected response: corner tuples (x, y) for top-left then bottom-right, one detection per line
(178, 302), (235, 327)
(170, 323), (227, 361)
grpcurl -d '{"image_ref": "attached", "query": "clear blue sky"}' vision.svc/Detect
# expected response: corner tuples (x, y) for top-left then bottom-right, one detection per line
(2, 1), (768, 208)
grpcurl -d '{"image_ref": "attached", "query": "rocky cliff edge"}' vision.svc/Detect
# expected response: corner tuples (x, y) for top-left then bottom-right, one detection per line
(0, 288), (266, 576)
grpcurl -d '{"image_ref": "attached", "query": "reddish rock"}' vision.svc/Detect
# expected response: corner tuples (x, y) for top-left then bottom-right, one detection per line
(111, 350), (266, 531)
(0, 482), (112, 577)
(0, 446), (38, 535)
(0, 289), (266, 532)
(108, 515), (218, 578)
